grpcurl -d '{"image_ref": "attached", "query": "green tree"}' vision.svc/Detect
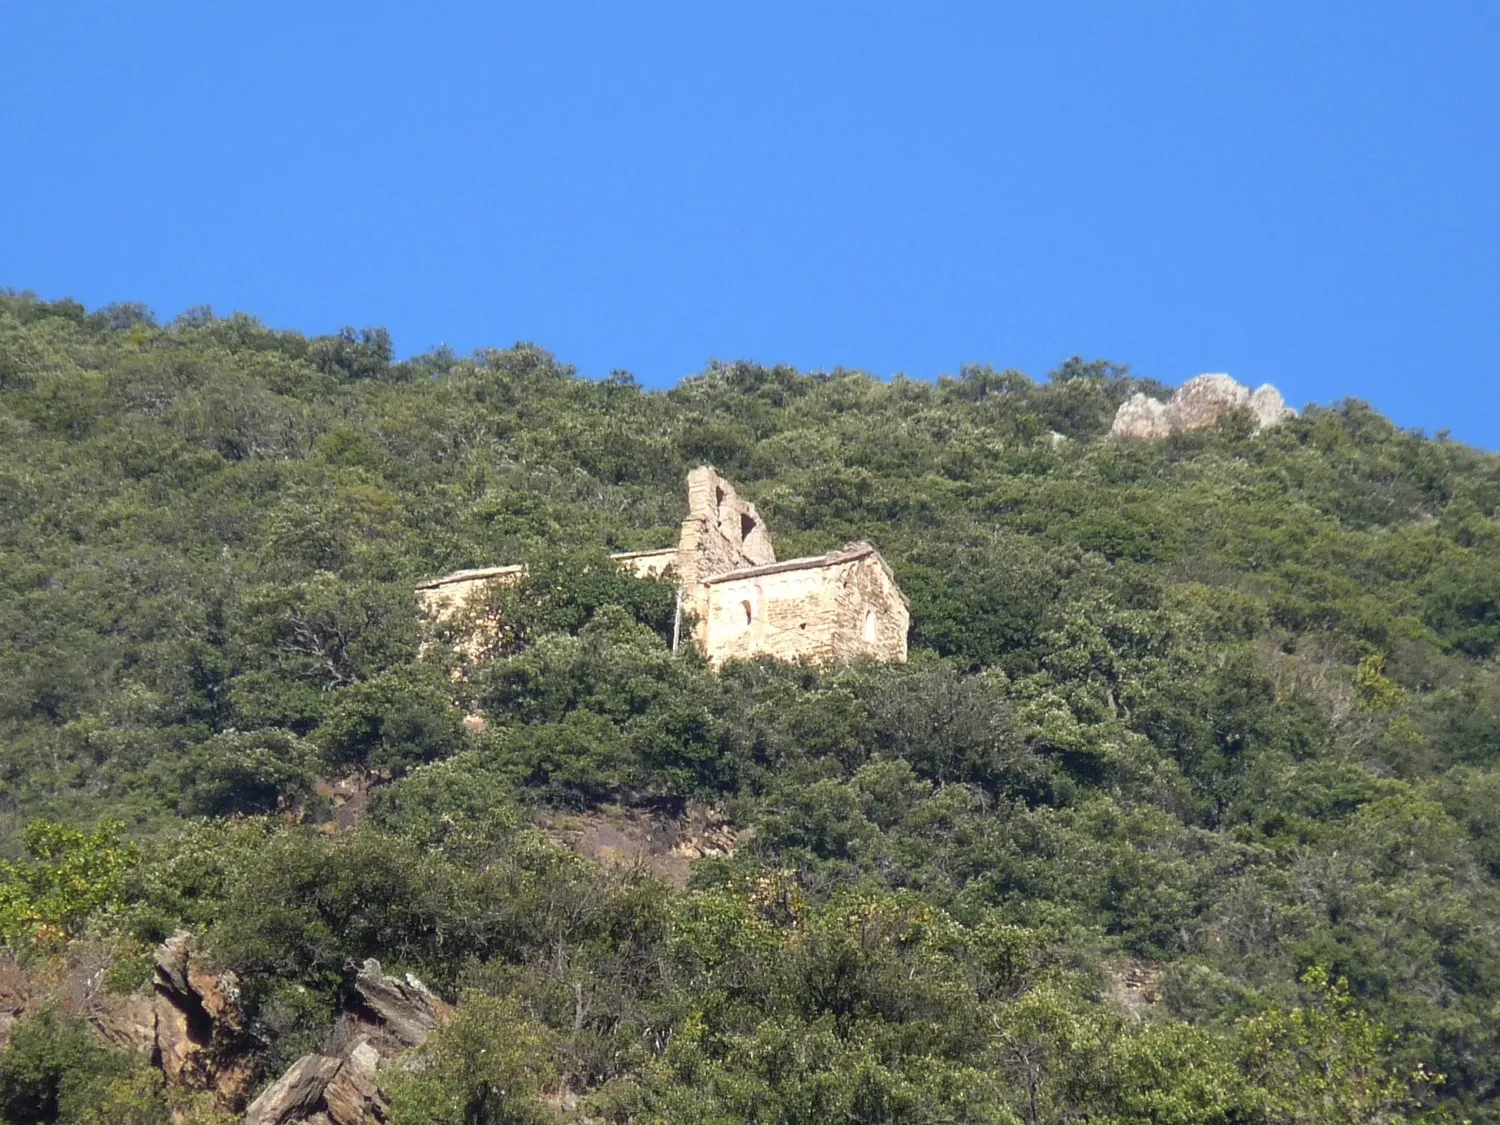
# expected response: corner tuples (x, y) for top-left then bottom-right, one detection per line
(316, 665), (466, 773)
(384, 993), (558, 1125)
(0, 820), (137, 947)
(0, 1009), (136, 1124)
(1239, 968), (1444, 1125)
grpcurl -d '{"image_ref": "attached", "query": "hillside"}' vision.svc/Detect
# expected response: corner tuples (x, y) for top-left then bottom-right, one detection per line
(4, 291), (1500, 1122)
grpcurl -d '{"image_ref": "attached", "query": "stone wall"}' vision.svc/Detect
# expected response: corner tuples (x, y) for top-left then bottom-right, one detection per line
(611, 548), (678, 579)
(833, 547), (910, 662)
(414, 565), (524, 622)
(415, 468), (909, 669)
(699, 545), (908, 666)
(675, 467), (776, 652)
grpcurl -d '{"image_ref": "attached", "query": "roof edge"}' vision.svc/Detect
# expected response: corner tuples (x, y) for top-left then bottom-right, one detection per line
(702, 542), (881, 585)
(415, 564), (524, 591)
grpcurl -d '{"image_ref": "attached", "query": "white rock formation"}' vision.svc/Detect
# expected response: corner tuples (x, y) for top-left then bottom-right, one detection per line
(1164, 374), (1249, 432)
(1111, 375), (1296, 441)
(1249, 383), (1295, 429)
(1109, 393), (1172, 441)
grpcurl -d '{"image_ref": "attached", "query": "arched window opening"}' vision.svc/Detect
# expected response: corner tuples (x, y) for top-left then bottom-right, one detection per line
(741, 600), (754, 626)
(862, 609), (878, 644)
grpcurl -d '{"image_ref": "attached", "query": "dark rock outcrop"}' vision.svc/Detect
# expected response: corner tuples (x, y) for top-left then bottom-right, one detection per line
(354, 959), (446, 1047)
(241, 960), (449, 1125)
(151, 931), (257, 1106)
(244, 1053), (344, 1125)
(242, 1035), (391, 1124)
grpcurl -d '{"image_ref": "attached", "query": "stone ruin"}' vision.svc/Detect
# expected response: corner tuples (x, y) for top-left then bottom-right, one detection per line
(417, 467), (910, 667)
(1110, 374), (1296, 441)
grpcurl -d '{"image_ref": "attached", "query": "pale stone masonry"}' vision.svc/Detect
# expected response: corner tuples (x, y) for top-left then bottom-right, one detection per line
(414, 564), (524, 623)
(416, 467), (910, 666)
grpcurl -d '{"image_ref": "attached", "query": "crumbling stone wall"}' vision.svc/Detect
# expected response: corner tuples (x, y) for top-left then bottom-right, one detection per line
(675, 467), (776, 652)
(416, 468), (909, 668)
(611, 548), (677, 579)
(700, 545), (909, 666)
(414, 565), (523, 623)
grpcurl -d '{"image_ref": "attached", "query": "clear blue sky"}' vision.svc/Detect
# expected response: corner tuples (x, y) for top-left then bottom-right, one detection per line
(4, 3), (1498, 445)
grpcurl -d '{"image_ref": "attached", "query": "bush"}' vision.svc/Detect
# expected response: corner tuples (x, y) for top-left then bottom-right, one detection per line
(317, 666), (466, 773)
(175, 729), (318, 816)
(0, 1008), (132, 1124)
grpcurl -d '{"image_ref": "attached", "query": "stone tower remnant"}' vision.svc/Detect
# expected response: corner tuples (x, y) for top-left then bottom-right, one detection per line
(417, 467), (910, 667)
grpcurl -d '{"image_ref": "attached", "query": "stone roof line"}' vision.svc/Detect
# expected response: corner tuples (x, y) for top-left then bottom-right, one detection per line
(703, 542), (876, 583)
(414, 564), (524, 590)
(607, 548), (676, 560)
(702, 541), (911, 607)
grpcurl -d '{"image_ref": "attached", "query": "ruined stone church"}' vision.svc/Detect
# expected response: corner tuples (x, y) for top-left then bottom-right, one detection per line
(417, 467), (909, 666)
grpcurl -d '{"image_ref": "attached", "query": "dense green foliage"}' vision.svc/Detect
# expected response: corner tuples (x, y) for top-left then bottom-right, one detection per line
(4, 291), (1500, 1121)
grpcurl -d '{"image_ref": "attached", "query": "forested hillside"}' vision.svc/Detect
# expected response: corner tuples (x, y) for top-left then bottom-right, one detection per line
(4, 291), (1500, 1123)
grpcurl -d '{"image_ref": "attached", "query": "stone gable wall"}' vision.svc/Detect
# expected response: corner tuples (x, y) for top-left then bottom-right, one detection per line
(700, 553), (908, 666)
(833, 553), (910, 663)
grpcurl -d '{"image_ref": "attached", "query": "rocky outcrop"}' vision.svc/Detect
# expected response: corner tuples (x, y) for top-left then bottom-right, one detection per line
(1111, 374), (1296, 441)
(354, 959), (447, 1047)
(240, 960), (448, 1124)
(140, 938), (447, 1124)
(244, 1038), (387, 1125)
(0, 934), (441, 1125)
(244, 1053), (344, 1125)
(1163, 373), (1249, 431)
(1109, 394), (1172, 442)
(151, 931), (257, 1106)
(545, 801), (743, 890)
(322, 1041), (388, 1124)
(1249, 383), (1295, 429)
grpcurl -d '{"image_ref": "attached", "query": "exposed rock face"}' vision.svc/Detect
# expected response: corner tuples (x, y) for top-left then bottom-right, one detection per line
(1109, 393), (1172, 441)
(244, 1039), (388, 1125)
(1111, 375), (1296, 441)
(6, 934), (441, 1125)
(1163, 374), (1249, 432)
(241, 960), (441, 1125)
(1250, 383), (1295, 429)
(322, 1041), (387, 1124)
(244, 1054), (343, 1125)
(152, 931), (257, 1106)
(543, 802), (741, 890)
(354, 959), (447, 1047)
(1105, 958), (1163, 1022)
(90, 993), (156, 1056)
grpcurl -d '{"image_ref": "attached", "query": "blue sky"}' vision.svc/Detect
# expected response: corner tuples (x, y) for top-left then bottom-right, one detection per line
(4, 3), (1498, 446)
